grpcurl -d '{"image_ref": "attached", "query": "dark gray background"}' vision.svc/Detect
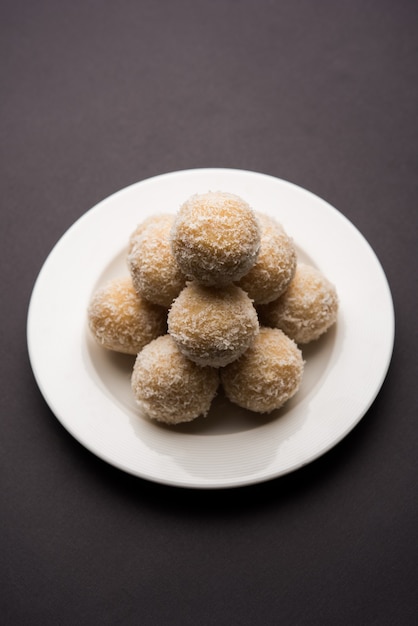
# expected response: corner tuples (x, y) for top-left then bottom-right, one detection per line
(2, 1), (417, 624)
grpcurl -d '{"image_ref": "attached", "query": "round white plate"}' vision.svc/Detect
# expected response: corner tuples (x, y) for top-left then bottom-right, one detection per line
(27, 168), (394, 489)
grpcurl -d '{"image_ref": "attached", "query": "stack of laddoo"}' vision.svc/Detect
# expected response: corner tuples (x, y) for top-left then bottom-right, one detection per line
(87, 191), (338, 425)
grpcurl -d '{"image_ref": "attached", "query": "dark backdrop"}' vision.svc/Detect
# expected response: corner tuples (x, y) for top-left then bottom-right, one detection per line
(1, 1), (417, 624)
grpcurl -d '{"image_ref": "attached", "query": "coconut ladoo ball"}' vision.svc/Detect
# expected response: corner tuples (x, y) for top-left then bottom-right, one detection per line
(127, 213), (187, 308)
(87, 276), (167, 355)
(170, 191), (261, 286)
(221, 327), (304, 413)
(167, 282), (259, 367)
(236, 212), (297, 304)
(258, 263), (339, 344)
(131, 335), (219, 425)
(127, 214), (169, 256)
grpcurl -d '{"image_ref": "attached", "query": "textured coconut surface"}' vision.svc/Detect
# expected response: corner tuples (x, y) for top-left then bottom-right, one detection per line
(170, 191), (261, 285)
(237, 212), (297, 304)
(131, 334), (219, 424)
(87, 276), (167, 354)
(168, 282), (259, 367)
(221, 327), (304, 413)
(258, 263), (339, 344)
(128, 213), (186, 308)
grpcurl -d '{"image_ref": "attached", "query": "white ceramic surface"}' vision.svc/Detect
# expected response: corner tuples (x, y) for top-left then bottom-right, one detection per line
(27, 168), (395, 488)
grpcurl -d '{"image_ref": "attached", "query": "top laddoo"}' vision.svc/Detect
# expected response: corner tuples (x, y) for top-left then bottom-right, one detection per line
(170, 191), (261, 286)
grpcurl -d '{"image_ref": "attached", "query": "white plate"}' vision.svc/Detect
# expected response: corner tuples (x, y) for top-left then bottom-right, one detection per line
(27, 168), (394, 488)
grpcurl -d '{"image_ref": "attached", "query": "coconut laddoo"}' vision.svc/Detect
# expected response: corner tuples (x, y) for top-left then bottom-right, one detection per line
(87, 276), (167, 355)
(221, 327), (304, 413)
(167, 282), (259, 367)
(237, 212), (297, 304)
(131, 334), (219, 425)
(170, 191), (261, 286)
(127, 213), (186, 308)
(127, 214), (169, 256)
(258, 263), (338, 344)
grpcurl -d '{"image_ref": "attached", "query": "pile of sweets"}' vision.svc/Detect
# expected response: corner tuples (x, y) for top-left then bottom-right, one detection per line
(88, 191), (338, 425)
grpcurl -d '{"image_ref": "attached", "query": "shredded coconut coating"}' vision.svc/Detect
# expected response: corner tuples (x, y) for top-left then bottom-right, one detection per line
(127, 214), (187, 308)
(221, 327), (304, 413)
(258, 263), (339, 344)
(170, 191), (261, 286)
(127, 214), (169, 256)
(131, 335), (219, 424)
(167, 282), (259, 367)
(237, 212), (297, 304)
(87, 276), (167, 355)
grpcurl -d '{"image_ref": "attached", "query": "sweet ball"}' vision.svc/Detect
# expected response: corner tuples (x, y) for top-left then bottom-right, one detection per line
(258, 263), (338, 344)
(237, 212), (297, 304)
(127, 213), (186, 308)
(131, 334), (219, 425)
(87, 276), (167, 355)
(221, 327), (304, 413)
(170, 191), (261, 286)
(167, 282), (259, 367)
